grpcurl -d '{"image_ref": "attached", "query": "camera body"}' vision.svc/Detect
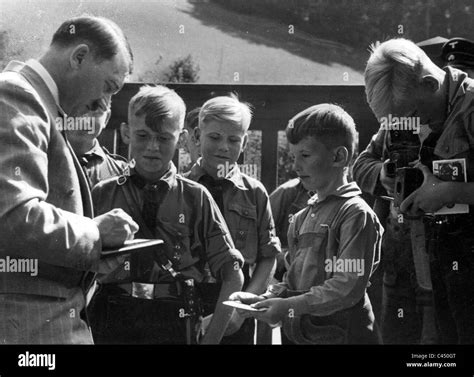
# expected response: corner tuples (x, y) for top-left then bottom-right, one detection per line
(386, 130), (423, 207)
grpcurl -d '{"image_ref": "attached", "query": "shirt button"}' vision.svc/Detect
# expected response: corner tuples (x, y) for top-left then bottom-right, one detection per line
(239, 230), (245, 236)
(174, 245), (181, 250)
(244, 210), (249, 216)
(310, 213), (315, 218)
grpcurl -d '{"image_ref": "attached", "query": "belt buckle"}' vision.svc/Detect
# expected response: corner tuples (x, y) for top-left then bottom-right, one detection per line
(131, 282), (154, 300)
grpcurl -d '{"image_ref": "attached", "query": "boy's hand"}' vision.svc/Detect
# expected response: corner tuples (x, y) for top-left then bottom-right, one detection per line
(224, 310), (245, 336)
(229, 291), (263, 305)
(97, 254), (127, 275)
(251, 298), (291, 327)
(229, 292), (265, 319)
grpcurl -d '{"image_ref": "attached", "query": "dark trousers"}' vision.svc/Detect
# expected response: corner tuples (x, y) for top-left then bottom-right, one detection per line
(88, 285), (190, 344)
(220, 318), (255, 345)
(428, 230), (474, 344)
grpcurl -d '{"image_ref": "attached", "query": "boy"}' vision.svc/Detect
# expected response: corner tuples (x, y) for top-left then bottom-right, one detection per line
(185, 95), (281, 344)
(231, 104), (383, 344)
(67, 99), (127, 187)
(89, 85), (244, 344)
(182, 106), (202, 169)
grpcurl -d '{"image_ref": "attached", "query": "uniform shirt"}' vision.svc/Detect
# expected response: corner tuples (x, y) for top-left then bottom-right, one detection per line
(275, 182), (383, 317)
(185, 159), (281, 267)
(80, 139), (127, 187)
(92, 162), (244, 284)
(269, 178), (311, 249)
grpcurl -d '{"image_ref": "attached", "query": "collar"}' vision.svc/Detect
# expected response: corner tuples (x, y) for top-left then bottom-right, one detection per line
(25, 59), (63, 113)
(189, 158), (248, 190)
(83, 139), (105, 162)
(434, 66), (473, 156)
(307, 181), (361, 206)
(129, 161), (177, 190)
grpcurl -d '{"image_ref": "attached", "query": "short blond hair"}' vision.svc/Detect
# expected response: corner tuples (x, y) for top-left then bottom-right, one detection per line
(365, 38), (428, 120)
(128, 85), (186, 131)
(199, 94), (252, 131)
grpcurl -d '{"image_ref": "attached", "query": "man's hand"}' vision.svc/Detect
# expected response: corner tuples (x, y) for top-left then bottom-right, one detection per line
(401, 163), (452, 216)
(380, 159), (396, 195)
(94, 208), (139, 248)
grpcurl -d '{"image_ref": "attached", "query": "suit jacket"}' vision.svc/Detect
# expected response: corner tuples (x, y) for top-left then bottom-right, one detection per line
(0, 61), (101, 298)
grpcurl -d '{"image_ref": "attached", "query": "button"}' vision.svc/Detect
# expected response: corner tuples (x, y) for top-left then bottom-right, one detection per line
(244, 210), (249, 216)
(310, 213), (315, 218)
(239, 230), (245, 236)
(174, 245), (181, 250)
(445, 146), (449, 152)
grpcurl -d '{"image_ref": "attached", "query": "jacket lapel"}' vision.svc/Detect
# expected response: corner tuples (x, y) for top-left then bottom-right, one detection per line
(4, 61), (95, 218)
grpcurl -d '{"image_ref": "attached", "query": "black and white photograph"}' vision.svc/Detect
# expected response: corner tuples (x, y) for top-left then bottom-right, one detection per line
(0, 0), (473, 376)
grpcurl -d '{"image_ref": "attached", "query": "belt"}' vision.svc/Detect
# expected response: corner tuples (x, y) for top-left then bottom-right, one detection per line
(103, 282), (181, 300)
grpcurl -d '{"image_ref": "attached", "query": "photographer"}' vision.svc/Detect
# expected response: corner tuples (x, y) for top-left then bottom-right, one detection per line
(364, 38), (474, 344)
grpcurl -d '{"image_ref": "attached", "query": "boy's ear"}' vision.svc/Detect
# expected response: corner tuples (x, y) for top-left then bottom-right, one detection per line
(120, 122), (131, 145)
(420, 75), (441, 93)
(70, 44), (90, 70)
(333, 146), (349, 167)
(178, 129), (189, 149)
(194, 127), (201, 146)
(241, 133), (249, 151)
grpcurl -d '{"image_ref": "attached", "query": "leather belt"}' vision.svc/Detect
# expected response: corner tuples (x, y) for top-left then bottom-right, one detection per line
(105, 282), (180, 300)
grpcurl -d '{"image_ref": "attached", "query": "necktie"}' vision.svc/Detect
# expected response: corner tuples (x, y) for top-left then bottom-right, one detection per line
(199, 174), (225, 213)
(130, 174), (166, 281)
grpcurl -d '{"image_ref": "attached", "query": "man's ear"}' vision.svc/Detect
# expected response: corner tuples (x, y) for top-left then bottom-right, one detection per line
(194, 127), (202, 146)
(420, 75), (441, 93)
(333, 146), (349, 167)
(120, 122), (131, 145)
(178, 129), (189, 149)
(70, 44), (90, 70)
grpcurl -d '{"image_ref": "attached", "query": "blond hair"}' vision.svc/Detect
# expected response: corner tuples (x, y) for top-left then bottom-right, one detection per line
(199, 94), (252, 131)
(365, 38), (428, 120)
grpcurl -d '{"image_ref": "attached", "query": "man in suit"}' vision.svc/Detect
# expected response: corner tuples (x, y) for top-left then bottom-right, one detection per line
(0, 16), (138, 344)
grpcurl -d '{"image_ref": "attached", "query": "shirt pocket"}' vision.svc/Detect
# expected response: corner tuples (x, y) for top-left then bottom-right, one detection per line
(290, 227), (329, 289)
(156, 218), (199, 270)
(227, 202), (258, 263)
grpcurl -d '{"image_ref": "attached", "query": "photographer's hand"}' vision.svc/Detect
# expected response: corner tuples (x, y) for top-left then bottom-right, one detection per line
(401, 163), (452, 215)
(380, 159), (396, 195)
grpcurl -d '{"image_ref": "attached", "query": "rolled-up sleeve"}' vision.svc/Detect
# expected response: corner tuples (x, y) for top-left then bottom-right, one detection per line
(200, 188), (244, 278)
(256, 183), (281, 260)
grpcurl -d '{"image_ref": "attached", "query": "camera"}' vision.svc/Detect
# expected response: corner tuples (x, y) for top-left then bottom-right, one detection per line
(393, 167), (424, 207)
(386, 130), (423, 207)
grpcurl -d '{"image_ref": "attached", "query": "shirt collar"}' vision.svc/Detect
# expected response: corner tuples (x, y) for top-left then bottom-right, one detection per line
(307, 181), (361, 205)
(129, 161), (177, 190)
(189, 158), (247, 190)
(83, 139), (106, 162)
(25, 59), (61, 110)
